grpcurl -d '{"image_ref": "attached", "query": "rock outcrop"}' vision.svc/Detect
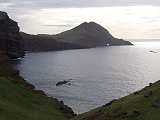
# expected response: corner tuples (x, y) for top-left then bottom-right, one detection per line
(0, 11), (24, 59)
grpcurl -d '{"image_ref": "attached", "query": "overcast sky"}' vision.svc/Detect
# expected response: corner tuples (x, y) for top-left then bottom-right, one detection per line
(1, 0), (160, 39)
(1, 0), (160, 8)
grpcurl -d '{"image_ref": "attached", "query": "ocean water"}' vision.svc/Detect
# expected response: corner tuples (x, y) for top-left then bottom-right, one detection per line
(15, 42), (160, 113)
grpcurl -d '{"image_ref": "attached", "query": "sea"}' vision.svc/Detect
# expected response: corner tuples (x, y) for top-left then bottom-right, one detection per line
(14, 41), (160, 114)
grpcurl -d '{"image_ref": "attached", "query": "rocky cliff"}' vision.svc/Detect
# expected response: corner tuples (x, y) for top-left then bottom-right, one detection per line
(0, 11), (24, 59)
(21, 22), (133, 52)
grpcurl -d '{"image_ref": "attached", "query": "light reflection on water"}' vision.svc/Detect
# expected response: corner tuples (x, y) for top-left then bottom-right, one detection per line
(16, 42), (160, 113)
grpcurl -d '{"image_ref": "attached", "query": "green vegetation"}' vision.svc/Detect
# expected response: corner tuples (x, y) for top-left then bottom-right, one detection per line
(73, 81), (160, 120)
(0, 63), (72, 120)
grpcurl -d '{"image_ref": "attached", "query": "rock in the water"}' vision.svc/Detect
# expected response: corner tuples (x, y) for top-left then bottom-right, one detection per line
(149, 50), (158, 53)
(56, 80), (71, 86)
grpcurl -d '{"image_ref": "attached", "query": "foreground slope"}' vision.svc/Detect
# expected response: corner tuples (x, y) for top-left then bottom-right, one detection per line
(0, 63), (74, 120)
(73, 81), (160, 120)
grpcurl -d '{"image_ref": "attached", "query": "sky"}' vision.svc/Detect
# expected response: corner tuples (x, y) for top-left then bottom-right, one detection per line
(1, 0), (160, 39)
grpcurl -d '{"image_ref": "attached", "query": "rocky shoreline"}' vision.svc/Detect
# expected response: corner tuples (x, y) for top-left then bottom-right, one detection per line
(72, 80), (160, 120)
(13, 66), (76, 117)
(0, 59), (77, 119)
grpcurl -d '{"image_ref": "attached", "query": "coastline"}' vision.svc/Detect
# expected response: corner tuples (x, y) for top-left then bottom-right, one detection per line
(3, 55), (160, 120)
(0, 60), (76, 119)
(72, 80), (160, 120)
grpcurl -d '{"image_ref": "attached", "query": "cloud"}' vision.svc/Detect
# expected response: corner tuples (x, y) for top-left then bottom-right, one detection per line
(1, 0), (160, 10)
(1, 1), (160, 39)
(42, 24), (72, 27)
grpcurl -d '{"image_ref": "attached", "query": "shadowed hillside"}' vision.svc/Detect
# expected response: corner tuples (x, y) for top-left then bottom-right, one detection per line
(21, 22), (133, 52)
(20, 32), (84, 52)
(55, 22), (132, 47)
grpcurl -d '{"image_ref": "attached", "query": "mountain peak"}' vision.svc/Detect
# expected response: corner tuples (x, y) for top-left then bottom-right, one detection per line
(56, 21), (133, 47)
(73, 21), (110, 35)
(77, 21), (103, 29)
(80, 21), (98, 25)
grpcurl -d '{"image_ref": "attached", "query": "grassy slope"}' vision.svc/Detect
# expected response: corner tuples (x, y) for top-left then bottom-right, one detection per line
(0, 63), (71, 120)
(73, 81), (160, 120)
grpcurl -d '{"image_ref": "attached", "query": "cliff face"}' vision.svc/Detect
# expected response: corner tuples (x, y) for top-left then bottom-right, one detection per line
(0, 11), (24, 59)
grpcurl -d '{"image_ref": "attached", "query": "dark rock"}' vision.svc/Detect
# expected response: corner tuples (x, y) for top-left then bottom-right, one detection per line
(149, 51), (158, 53)
(56, 100), (76, 117)
(134, 91), (139, 95)
(56, 80), (71, 86)
(149, 83), (153, 86)
(103, 99), (117, 107)
(0, 11), (24, 59)
(60, 100), (64, 105)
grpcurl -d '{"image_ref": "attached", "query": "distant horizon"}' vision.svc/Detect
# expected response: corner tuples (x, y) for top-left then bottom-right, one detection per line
(128, 39), (160, 42)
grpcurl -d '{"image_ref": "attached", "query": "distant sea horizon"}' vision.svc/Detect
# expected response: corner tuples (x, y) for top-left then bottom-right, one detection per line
(128, 39), (160, 42)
